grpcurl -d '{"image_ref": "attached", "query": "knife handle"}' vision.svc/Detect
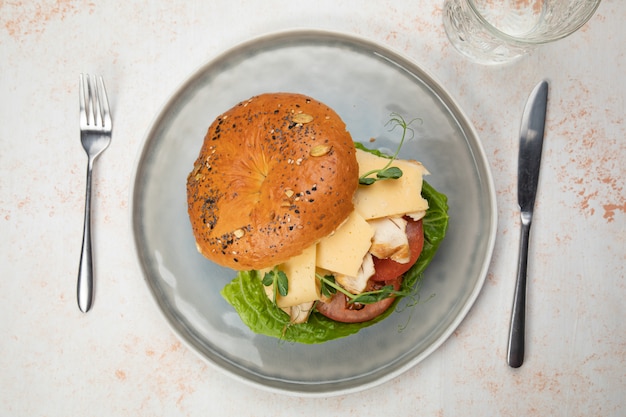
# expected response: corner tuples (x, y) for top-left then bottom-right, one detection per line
(507, 214), (531, 368)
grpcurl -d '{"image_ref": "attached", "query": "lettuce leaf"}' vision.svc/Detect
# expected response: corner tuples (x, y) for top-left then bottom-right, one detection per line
(220, 148), (449, 344)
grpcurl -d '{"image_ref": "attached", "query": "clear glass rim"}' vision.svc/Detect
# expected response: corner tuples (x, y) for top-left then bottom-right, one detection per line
(466, 0), (602, 45)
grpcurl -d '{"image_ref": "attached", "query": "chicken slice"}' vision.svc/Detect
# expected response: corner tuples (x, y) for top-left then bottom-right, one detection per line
(368, 217), (410, 263)
(335, 253), (375, 294)
(286, 301), (315, 324)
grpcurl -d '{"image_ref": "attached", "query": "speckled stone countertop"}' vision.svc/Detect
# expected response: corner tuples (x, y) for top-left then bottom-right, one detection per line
(1, 1), (624, 416)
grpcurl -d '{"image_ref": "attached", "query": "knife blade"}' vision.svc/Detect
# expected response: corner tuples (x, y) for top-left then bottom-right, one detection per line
(507, 80), (549, 368)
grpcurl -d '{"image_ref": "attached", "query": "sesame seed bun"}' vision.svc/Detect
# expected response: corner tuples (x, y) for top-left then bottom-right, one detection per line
(186, 93), (359, 270)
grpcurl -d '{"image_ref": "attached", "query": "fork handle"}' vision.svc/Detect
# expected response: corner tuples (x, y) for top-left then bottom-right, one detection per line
(77, 158), (95, 312)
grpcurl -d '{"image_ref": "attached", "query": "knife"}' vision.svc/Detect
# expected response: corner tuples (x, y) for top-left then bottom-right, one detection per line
(507, 80), (549, 368)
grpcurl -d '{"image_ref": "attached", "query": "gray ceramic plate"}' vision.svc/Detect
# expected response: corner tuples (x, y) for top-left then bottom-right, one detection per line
(131, 30), (497, 396)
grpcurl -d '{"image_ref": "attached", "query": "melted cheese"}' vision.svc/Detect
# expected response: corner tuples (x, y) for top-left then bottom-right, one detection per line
(316, 210), (374, 277)
(354, 149), (429, 219)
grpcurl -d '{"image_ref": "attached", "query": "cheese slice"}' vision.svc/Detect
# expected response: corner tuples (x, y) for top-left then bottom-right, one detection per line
(270, 244), (319, 308)
(354, 148), (429, 219)
(316, 210), (374, 277)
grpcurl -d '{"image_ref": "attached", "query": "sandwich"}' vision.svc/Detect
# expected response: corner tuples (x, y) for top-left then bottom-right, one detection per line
(187, 92), (448, 343)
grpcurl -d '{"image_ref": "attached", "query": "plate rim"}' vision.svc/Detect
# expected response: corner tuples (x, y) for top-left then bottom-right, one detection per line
(130, 28), (498, 397)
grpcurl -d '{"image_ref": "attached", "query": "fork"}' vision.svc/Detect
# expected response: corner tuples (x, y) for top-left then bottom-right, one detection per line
(77, 74), (112, 313)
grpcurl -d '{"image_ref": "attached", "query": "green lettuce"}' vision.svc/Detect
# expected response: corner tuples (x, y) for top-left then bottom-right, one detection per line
(221, 147), (449, 344)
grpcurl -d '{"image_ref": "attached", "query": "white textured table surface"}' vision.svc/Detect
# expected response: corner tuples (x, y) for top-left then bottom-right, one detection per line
(1, 1), (624, 416)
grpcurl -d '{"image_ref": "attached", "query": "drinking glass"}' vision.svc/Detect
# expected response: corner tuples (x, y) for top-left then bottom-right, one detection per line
(443, 0), (602, 64)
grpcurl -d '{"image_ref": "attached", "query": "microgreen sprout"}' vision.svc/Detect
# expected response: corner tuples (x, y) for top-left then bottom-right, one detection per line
(262, 268), (288, 304)
(358, 113), (422, 186)
(316, 273), (412, 305)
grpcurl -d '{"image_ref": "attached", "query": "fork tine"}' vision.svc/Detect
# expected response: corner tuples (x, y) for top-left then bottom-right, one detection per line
(91, 75), (101, 127)
(79, 74), (87, 126)
(86, 74), (96, 127)
(97, 76), (112, 129)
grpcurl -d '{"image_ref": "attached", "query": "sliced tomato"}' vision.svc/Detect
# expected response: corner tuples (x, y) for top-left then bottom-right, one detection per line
(316, 218), (424, 323)
(315, 275), (401, 323)
(372, 217), (424, 283)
